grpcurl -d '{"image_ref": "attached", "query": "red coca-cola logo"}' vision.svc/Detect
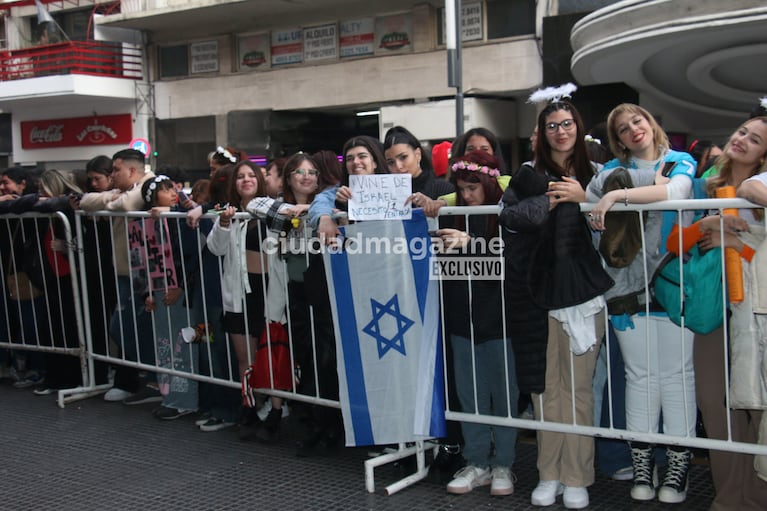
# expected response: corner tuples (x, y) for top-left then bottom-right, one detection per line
(29, 125), (64, 143)
(21, 114), (132, 149)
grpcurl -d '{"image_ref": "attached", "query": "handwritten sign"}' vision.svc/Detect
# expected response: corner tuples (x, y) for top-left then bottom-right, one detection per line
(128, 218), (178, 294)
(348, 174), (412, 221)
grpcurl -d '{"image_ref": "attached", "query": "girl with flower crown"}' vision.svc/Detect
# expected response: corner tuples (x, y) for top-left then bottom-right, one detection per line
(500, 85), (613, 509)
(437, 149), (519, 498)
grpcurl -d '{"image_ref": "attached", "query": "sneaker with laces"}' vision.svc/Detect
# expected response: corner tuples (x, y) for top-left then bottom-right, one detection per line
(531, 480), (564, 506)
(199, 417), (235, 432)
(563, 486), (589, 509)
(658, 448), (691, 504)
(489, 466), (515, 496)
(122, 386), (162, 405)
(194, 412), (212, 426)
(104, 387), (134, 402)
(630, 445), (658, 501)
(446, 465), (491, 494)
(154, 406), (196, 420)
(13, 371), (44, 389)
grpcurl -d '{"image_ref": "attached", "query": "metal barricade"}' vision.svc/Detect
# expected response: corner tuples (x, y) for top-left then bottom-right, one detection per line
(438, 198), (767, 459)
(11, 199), (765, 492)
(0, 212), (89, 407)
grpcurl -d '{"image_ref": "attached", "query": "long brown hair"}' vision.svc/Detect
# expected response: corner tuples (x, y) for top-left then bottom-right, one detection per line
(534, 100), (593, 188)
(228, 161), (266, 209)
(707, 117), (767, 204)
(281, 152), (318, 205)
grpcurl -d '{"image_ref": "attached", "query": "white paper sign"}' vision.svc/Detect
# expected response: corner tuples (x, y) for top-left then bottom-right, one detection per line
(304, 23), (338, 62)
(348, 174), (412, 221)
(190, 40), (219, 74)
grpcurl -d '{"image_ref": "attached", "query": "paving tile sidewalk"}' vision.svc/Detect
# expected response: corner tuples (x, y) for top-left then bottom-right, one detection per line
(0, 383), (713, 510)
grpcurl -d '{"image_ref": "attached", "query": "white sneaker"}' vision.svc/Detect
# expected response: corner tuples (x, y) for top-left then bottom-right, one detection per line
(446, 465), (491, 494)
(563, 486), (589, 509)
(490, 466), (515, 496)
(531, 480), (564, 506)
(103, 387), (133, 402)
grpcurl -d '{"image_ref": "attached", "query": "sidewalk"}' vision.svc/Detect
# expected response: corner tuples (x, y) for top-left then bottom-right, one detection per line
(0, 382), (713, 510)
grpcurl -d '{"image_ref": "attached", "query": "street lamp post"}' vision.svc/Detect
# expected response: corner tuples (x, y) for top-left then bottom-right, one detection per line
(446, 0), (463, 137)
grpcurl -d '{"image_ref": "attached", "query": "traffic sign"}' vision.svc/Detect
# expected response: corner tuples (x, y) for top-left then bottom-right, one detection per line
(129, 138), (151, 156)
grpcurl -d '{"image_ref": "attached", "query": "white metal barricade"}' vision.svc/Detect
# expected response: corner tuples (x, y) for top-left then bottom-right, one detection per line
(0, 212), (90, 408)
(8, 199), (767, 494)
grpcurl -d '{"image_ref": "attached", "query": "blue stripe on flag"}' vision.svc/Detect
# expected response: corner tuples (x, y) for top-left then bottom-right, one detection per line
(402, 210), (429, 321)
(329, 248), (374, 446)
(430, 320), (446, 438)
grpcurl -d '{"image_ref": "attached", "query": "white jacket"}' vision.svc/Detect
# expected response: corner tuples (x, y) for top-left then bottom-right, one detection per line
(205, 217), (253, 313)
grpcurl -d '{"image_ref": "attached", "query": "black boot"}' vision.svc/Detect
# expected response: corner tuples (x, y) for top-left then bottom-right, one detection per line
(658, 448), (691, 504)
(256, 407), (281, 443)
(630, 443), (657, 501)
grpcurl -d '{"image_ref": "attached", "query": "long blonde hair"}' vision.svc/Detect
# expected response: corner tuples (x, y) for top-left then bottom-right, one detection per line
(607, 103), (670, 164)
(38, 169), (82, 197)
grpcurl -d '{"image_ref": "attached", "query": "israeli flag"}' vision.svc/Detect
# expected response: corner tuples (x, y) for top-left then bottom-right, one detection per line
(324, 210), (446, 446)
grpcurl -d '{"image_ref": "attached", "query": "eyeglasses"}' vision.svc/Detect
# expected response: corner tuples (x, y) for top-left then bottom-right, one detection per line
(545, 119), (576, 133)
(293, 168), (319, 176)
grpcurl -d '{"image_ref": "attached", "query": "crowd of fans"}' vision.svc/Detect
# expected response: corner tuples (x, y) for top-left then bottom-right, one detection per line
(2, 91), (767, 510)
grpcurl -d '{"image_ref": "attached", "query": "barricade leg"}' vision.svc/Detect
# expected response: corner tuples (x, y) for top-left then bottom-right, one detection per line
(364, 441), (439, 494)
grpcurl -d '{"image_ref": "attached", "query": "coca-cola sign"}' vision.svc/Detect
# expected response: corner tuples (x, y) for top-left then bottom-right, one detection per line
(21, 114), (132, 149)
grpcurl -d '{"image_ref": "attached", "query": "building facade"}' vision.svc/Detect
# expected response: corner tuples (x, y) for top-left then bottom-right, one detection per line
(0, 0), (764, 177)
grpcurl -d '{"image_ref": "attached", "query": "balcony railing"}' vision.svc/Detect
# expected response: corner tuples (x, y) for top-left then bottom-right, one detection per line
(0, 40), (142, 81)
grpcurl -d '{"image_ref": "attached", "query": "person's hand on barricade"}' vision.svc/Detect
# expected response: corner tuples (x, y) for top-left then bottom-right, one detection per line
(218, 205), (236, 228)
(68, 191), (82, 210)
(318, 215), (341, 246)
(546, 176), (585, 206)
(145, 295), (156, 312)
(150, 206), (170, 219)
(587, 191), (617, 231)
(163, 287), (184, 306)
(186, 205), (203, 228)
(285, 203), (310, 217)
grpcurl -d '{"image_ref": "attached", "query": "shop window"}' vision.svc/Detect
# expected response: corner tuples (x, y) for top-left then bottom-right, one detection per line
(487, 0), (535, 39)
(159, 45), (189, 78)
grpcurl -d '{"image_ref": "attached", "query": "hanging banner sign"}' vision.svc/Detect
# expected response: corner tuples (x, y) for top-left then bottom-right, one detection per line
(21, 114), (133, 149)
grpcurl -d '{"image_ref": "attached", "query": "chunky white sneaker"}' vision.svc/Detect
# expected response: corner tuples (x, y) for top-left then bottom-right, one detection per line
(103, 387), (133, 402)
(531, 480), (564, 506)
(446, 465), (491, 494)
(563, 486), (589, 509)
(490, 466), (515, 496)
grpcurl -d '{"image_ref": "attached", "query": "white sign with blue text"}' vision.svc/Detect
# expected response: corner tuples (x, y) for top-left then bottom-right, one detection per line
(348, 174), (412, 221)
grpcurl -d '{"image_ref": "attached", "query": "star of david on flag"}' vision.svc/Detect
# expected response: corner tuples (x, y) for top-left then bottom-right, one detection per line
(363, 295), (413, 358)
(324, 210), (446, 446)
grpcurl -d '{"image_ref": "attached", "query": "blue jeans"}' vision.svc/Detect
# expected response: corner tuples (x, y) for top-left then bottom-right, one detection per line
(110, 276), (153, 392)
(450, 335), (519, 468)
